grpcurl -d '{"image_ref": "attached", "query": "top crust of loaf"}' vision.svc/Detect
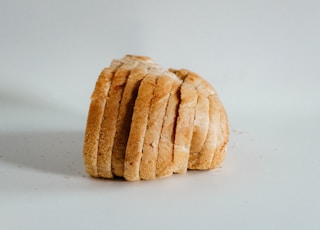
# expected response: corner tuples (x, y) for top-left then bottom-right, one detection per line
(124, 55), (155, 64)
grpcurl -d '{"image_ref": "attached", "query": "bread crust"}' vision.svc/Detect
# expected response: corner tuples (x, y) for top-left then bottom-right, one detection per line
(83, 59), (123, 177)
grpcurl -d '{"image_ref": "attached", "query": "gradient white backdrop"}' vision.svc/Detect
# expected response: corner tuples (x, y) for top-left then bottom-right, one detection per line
(1, 0), (320, 229)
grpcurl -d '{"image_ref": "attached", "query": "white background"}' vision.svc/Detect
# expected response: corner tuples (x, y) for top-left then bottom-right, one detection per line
(1, 0), (319, 229)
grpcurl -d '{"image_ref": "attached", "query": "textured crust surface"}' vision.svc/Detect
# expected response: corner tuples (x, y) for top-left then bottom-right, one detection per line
(156, 80), (181, 178)
(111, 63), (155, 177)
(97, 60), (139, 178)
(173, 82), (198, 174)
(124, 75), (157, 181)
(83, 60), (123, 177)
(140, 75), (174, 180)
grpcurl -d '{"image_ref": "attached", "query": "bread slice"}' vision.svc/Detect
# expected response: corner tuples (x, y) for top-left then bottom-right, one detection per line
(83, 59), (123, 177)
(169, 69), (217, 170)
(173, 81), (198, 174)
(187, 73), (228, 170)
(139, 73), (176, 180)
(193, 95), (220, 169)
(167, 69), (200, 173)
(186, 70), (213, 168)
(186, 75), (211, 169)
(156, 79), (181, 178)
(187, 94), (210, 168)
(124, 72), (161, 181)
(170, 69), (227, 170)
(97, 58), (140, 178)
(210, 97), (229, 169)
(112, 62), (159, 177)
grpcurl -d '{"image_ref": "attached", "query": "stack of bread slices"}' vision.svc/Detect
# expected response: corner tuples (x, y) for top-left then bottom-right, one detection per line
(83, 55), (229, 181)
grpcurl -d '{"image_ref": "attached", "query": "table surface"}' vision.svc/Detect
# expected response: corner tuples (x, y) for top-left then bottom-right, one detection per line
(1, 1), (320, 229)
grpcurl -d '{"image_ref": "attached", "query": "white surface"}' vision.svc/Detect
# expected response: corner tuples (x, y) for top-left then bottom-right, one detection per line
(1, 1), (320, 229)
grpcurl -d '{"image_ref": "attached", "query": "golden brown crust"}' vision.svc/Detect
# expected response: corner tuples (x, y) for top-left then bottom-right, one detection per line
(124, 74), (158, 181)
